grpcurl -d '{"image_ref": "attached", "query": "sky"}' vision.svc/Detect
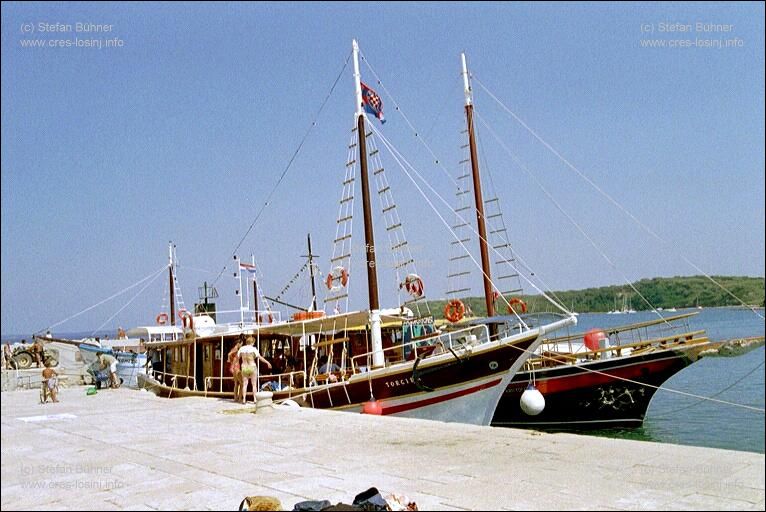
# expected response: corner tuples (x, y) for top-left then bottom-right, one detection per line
(1, 2), (764, 336)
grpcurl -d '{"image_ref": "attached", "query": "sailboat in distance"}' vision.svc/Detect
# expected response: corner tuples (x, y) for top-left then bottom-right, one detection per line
(138, 40), (576, 425)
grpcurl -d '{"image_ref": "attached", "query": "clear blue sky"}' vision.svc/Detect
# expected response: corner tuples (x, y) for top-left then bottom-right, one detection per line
(2, 2), (764, 336)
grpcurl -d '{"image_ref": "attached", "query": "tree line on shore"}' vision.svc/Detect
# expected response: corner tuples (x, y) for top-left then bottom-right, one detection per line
(428, 275), (765, 317)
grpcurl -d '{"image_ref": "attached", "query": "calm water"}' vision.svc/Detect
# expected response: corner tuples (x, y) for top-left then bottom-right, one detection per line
(571, 307), (765, 453)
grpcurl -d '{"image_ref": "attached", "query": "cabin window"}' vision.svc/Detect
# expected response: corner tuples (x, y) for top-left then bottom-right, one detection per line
(204, 345), (211, 361)
(151, 333), (161, 342)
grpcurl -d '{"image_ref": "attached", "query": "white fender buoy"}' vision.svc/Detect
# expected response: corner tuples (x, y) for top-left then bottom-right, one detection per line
(520, 384), (545, 416)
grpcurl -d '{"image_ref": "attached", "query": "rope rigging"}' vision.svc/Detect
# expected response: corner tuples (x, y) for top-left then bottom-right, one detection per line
(39, 264), (169, 334)
(472, 75), (764, 321)
(211, 50), (352, 288)
(360, 53), (566, 320)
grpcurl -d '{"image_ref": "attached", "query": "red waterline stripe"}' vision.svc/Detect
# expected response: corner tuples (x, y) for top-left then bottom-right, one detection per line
(380, 378), (503, 415)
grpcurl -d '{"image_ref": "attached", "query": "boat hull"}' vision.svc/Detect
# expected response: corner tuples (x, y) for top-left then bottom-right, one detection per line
(140, 331), (544, 426)
(492, 348), (699, 429)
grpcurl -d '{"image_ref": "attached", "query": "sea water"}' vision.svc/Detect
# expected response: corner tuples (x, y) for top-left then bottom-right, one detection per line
(574, 308), (765, 453)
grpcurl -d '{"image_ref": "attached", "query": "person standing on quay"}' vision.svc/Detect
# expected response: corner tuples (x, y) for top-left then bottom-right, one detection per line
(238, 336), (271, 405)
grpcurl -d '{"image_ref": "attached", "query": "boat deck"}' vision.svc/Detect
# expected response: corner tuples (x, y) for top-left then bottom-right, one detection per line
(1, 387), (763, 510)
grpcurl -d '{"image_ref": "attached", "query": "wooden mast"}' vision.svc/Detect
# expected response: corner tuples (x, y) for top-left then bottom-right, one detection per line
(252, 258), (258, 317)
(462, 54), (496, 325)
(305, 233), (318, 311)
(353, 39), (384, 368)
(354, 42), (380, 311)
(168, 242), (176, 326)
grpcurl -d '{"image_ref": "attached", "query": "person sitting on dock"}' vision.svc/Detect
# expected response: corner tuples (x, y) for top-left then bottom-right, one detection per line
(237, 336), (271, 405)
(96, 352), (120, 389)
(41, 360), (59, 403)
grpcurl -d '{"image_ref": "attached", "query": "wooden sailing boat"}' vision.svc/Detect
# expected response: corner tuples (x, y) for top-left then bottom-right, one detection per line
(492, 312), (722, 428)
(439, 54), (726, 429)
(137, 40), (576, 425)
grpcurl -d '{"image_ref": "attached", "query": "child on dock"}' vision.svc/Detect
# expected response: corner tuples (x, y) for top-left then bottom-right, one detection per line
(42, 360), (59, 403)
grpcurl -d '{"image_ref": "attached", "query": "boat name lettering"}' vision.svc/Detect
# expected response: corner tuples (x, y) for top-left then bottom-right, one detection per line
(385, 377), (414, 388)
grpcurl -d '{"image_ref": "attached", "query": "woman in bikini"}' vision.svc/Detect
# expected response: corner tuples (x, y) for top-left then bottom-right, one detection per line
(227, 338), (243, 402)
(237, 336), (271, 405)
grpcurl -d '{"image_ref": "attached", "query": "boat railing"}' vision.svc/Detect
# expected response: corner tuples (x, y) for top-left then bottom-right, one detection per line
(207, 308), (284, 329)
(149, 369), (199, 393)
(349, 324), (489, 374)
(529, 329), (710, 368)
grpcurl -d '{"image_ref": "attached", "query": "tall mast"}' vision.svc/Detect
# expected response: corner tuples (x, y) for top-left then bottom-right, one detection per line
(353, 39), (384, 369)
(251, 254), (258, 316)
(462, 53), (496, 322)
(305, 233), (318, 311)
(353, 39), (380, 311)
(168, 241), (176, 326)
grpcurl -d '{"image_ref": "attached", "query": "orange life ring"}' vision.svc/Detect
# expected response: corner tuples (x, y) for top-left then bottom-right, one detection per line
(340, 268), (349, 287)
(507, 298), (527, 315)
(156, 313), (168, 325)
(179, 310), (194, 330)
(325, 267), (349, 290)
(292, 311), (326, 321)
(444, 299), (466, 323)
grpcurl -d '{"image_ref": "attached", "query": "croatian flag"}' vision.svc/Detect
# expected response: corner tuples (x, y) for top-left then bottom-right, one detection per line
(239, 262), (257, 273)
(361, 82), (385, 124)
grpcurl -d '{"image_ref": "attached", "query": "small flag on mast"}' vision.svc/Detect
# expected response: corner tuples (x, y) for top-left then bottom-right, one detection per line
(239, 262), (257, 273)
(361, 82), (385, 124)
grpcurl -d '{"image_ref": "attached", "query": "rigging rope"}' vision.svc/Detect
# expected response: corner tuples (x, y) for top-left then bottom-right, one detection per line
(90, 264), (168, 336)
(361, 53), (566, 316)
(360, 52), (462, 191)
(369, 122), (569, 322)
(211, 50), (352, 288)
(651, 357), (765, 419)
(474, 111), (672, 328)
(40, 264), (169, 334)
(473, 76), (764, 321)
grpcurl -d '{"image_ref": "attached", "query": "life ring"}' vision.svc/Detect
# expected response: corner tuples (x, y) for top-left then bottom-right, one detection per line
(402, 274), (424, 298)
(444, 299), (466, 323)
(179, 310), (194, 330)
(292, 311), (326, 321)
(156, 313), (168, 325)
(507, 298), (527, 315)
(325, 266), (349, 290)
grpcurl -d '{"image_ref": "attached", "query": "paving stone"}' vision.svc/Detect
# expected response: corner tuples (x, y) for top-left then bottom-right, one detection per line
(2, 386), (763, 510)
